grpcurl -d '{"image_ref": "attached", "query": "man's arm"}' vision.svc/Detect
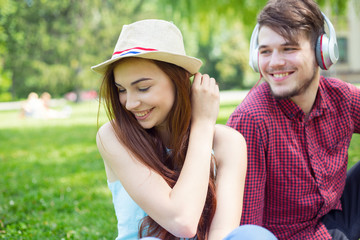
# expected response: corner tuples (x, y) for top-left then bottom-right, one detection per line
(227, 111), (267, 225)
(349, 83), (360, 133)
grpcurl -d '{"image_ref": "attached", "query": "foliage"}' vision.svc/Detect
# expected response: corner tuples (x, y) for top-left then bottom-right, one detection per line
(0, 0), (154, 99)
(0, 0), (353, 100)
(160, 0), (349, 38)
(0, 65), (11, 101)
(158, 0), (350, 89)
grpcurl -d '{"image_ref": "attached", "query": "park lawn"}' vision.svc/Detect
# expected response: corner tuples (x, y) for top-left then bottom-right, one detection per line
(0, 101), (114, 240)
(0, 100), (359, 239)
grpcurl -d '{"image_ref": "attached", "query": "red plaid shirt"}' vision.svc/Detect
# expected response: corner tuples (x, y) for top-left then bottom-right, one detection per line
(227, 77), (360, 239)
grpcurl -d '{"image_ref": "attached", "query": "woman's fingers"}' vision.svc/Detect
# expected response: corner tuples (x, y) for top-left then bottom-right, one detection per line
(191, 73), (220, 124)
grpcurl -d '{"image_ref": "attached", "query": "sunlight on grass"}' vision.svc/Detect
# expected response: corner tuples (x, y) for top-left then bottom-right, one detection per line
(0, 101), (116, 239)
(0, 99), (359, 239)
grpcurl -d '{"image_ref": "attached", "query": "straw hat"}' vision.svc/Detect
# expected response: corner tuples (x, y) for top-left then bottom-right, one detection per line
(91, 19), (202, 74)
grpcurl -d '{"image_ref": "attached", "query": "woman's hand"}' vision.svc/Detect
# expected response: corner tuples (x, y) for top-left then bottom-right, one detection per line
(191, 73), (220, 126)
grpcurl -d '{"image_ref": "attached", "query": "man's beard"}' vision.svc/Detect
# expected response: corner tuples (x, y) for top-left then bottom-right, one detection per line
(270, 66), (318, 100)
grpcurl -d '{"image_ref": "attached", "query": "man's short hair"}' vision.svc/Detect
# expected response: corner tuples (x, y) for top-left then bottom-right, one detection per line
(258, 0), (325, 48)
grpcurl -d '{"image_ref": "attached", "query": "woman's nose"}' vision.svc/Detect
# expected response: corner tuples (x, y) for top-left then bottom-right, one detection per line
(125, 93), (140, 110)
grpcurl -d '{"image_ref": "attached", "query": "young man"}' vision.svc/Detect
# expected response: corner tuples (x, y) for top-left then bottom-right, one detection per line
(227, 0), (360, 239)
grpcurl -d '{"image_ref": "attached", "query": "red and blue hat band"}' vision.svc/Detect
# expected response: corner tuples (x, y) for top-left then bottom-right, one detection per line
(113, 47), (158, 57)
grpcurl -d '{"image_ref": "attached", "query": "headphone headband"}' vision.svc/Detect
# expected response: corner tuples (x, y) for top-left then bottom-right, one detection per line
(249, 24), (260, 72)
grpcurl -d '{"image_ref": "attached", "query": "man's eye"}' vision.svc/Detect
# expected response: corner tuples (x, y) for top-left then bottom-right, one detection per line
(259, 50), (270, 54)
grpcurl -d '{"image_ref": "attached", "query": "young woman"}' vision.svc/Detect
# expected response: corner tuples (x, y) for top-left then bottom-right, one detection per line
(92, 19), (270, 240)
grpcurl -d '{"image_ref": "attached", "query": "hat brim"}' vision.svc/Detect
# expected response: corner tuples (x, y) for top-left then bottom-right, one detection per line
(91, 51), (202, 75)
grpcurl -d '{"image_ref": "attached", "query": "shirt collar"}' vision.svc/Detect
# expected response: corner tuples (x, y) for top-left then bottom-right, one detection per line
(275, 76), (333, 122)
(276, 98), (304, 120)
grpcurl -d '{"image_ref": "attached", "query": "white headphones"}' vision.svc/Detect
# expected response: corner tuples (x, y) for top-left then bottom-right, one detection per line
(249, 12), (339, 72)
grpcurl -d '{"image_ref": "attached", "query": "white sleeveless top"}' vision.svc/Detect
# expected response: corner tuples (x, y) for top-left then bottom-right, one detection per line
(108, 180), (147, 240)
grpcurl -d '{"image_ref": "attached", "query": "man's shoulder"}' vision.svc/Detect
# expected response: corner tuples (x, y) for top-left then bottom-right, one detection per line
(233, 82), (275, 116)
(320, 76), (356, 100)
(227, 82), (279, 131)
(320, 76), (352, 91)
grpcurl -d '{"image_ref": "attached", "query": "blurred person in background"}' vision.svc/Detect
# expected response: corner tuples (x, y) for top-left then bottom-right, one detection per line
(21, 92), (43, 118)
(21, 91), (71, 119)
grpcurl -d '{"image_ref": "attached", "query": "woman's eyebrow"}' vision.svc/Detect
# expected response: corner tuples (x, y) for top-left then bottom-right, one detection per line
(114, 78), (153, 87)
(114, 82), (122, 87)
(130, 78), (153, 86)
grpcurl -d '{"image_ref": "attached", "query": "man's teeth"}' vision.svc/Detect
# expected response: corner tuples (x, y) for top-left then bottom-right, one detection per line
(273, 73), (289, 78)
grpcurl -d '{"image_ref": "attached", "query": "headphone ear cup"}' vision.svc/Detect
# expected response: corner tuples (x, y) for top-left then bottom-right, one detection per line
(316, 33), (332, 70)
(316, 13), (339, 70)
(315, 34), (326, 70)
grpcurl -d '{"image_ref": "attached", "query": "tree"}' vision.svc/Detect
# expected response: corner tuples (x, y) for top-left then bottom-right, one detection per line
(0, 0), (353, 100)
(158, 0), (350, 89)
(0, 0), (151, 99)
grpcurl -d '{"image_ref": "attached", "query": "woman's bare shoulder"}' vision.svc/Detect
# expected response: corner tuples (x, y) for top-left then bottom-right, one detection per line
(97, 121), (115, 137)
(96, 121), (126, 160)
(213, 124), (247, 167)
(214, 124), (245, 144)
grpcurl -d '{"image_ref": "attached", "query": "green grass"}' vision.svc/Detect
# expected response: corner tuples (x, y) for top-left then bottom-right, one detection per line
(0, 100), (359, 239)
(0, 101), (114, 240)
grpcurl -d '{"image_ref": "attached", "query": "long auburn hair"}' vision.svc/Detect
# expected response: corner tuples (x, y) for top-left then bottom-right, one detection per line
(98, 57), (217, 240)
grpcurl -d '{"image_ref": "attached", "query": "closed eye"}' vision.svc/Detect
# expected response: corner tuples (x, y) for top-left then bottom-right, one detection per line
(139, 86), (150, 92)
(118, 88), (126, 93)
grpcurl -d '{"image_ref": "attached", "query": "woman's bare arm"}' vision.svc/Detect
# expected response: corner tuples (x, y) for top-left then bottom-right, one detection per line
(208, 124), (247, 240)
